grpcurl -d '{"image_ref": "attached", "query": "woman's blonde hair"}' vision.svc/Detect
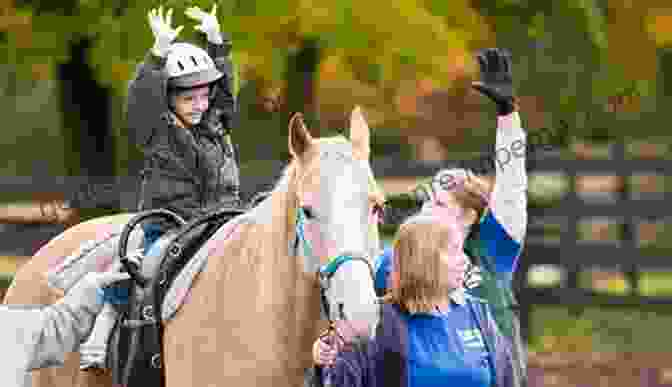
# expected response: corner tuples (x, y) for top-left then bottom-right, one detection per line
(383, 214), (465, 314)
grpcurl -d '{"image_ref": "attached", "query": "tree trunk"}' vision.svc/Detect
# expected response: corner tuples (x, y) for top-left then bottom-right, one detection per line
(284, 38), (322, 137)
(58, 38), (118, 220)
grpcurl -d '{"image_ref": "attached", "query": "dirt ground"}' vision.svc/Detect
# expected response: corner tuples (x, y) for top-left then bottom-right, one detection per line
(528, 352), (672, 387)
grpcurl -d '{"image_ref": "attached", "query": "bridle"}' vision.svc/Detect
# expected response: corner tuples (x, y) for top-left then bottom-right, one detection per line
(294, 205), (379, 350)
(290, 149), (384, 349)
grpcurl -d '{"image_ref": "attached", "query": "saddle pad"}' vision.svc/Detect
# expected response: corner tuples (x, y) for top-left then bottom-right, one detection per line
(46, 226), (144, 292)
(46, 214), (246, 322)
(161, 216), (246, 321)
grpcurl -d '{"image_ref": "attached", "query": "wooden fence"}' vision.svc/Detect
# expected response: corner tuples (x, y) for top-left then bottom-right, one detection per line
(1, 143), (672, 344)
(518, 142), (672, 340)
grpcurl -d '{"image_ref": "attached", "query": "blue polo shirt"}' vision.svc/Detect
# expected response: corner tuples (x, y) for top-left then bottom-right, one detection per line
(404, 299), (492, 387)
(327, 296), (506, 387)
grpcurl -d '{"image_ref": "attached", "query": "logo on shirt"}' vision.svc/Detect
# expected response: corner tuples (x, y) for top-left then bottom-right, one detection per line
(458, 329), (485, 349)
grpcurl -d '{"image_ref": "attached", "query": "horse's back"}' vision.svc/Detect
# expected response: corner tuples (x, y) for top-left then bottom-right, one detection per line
(3, 213), (136, 303)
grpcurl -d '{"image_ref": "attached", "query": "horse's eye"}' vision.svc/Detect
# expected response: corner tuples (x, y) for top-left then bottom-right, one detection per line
(301, 205), (316, 220)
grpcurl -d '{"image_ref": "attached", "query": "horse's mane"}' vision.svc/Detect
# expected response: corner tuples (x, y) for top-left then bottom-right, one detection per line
(212, 156), (300, 281)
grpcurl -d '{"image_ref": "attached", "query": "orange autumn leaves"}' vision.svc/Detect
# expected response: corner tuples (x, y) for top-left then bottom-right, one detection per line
(646, 8), (672, 47)
(1, 0), (669, 120)
(603, 1), (658, 83)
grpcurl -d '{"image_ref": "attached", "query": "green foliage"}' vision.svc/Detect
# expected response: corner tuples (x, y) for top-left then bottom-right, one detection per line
(0, 0), (670, 166)
(2, 0), (487, 95)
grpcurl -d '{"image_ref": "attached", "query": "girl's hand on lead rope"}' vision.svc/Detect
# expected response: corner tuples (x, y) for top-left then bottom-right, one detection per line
(312, 332), (341, 367)
(185, 4), (223, 45)
(472, 48), (516, 115)
(147, 6), (184, 57)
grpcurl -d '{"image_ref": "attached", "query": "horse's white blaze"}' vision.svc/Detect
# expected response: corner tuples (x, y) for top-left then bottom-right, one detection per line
(326, 259), (379, 337)
(312, 146), (380, 341)
(320, 157), (370, 258)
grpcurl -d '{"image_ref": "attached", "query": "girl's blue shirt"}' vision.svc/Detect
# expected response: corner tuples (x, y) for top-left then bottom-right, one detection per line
(328, 299), (513, 387)
(405, 301), (493, 387)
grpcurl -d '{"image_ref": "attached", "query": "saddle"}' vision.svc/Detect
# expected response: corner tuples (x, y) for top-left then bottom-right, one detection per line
(107, 206), (247, 387)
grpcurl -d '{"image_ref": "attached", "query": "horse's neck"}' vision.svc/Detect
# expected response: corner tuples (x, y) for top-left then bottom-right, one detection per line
(240, 167), (323, 355)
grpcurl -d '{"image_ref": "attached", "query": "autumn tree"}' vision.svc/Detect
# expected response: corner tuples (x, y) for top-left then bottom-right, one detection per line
(2, 0), (672, 207)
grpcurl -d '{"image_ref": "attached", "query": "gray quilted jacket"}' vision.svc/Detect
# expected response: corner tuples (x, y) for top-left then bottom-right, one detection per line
(126, 38), (240, 221)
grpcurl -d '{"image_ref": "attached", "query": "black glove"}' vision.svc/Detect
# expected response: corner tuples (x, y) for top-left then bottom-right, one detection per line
(472, 48), (516, 116)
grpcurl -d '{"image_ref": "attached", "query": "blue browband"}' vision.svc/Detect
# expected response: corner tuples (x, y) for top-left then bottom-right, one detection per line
(294, 206), (355, 278)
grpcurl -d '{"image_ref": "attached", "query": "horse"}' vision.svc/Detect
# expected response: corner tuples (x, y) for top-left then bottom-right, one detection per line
(3, 107), (385, 387)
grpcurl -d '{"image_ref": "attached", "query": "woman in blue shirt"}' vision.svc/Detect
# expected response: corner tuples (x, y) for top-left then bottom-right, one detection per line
(314, 209), (513, 387)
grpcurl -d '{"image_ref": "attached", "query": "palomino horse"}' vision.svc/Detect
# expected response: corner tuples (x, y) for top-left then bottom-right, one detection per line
(3, 107), (384, 387)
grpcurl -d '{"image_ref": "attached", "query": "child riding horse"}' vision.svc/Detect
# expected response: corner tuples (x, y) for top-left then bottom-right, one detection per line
(80, 3), (241, 370)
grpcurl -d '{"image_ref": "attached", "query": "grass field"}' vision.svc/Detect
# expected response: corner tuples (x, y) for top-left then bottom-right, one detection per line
(527, 268), (672, 353)
(529, 304), (672, 353)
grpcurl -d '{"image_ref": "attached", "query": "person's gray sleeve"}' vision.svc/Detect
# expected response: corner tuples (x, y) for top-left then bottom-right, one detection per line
(126, 50), (171, 148)
(27, 284), (102, 371)
(0, 296), (100, 373)
(491, 111), (527, 245)
(0, 306), (49, 383)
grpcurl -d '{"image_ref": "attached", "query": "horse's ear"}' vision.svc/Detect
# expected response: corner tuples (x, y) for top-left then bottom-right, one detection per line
(349, 105), (370, 160)
(288, 112), (313, 158)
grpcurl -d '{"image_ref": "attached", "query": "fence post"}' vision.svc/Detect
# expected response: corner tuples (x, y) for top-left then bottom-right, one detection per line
(615, 142), (640, 295)
(516, 258), (532, 343)
(562, 153), (582, 317)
